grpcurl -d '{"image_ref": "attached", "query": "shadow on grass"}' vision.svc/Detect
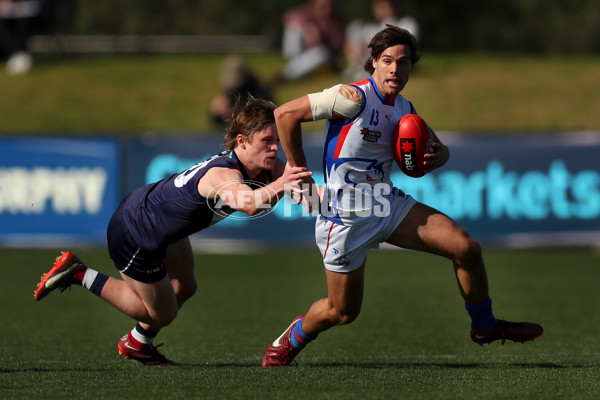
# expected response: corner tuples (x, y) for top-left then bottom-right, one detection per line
(0, 367), (113, 373)
(177, 361), (591, 369)
(299, 361), (575, 369)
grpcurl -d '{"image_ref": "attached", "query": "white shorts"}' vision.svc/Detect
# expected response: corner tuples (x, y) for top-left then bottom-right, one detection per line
(315, 191), (417, 273)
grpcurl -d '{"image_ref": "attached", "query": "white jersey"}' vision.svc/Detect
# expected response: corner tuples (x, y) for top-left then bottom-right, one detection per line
(321, 76), (415, 225)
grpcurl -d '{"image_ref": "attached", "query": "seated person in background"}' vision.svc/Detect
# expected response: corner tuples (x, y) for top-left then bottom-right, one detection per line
(0, 0), (43, 75)
(344, 0), (420, 81)
(209, 55), (273, 126)
(280, 0), (347, 81)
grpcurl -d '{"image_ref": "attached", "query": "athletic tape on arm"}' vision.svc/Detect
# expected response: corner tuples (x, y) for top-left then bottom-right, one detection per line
(308, 84), (363, 120)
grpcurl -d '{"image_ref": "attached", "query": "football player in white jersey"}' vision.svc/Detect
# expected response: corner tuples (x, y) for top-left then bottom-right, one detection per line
(262, 25), (543, 367)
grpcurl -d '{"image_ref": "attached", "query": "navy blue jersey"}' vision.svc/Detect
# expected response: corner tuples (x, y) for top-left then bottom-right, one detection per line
(117, 150), (271, 251)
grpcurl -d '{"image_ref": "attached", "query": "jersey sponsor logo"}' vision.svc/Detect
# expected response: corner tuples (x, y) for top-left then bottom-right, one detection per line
(360, 127), (382, 143)
(328, 157), (385, 186)
(319, 158), (393, 218)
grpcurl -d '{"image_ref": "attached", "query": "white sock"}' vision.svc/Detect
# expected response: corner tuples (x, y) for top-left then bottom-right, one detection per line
(131, 326), (155, 345)
(81, 269), (98, 290)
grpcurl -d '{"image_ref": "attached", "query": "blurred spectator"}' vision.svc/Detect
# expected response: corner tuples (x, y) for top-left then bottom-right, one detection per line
(343, 0), (420, 81)
(281, 0), (347, 81)
(0, 0), (43, 75)
(209, 55), (273, 126)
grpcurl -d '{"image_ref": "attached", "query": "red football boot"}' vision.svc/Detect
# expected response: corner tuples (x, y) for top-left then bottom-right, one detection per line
(262, 315), (304, 367)
(34, 251), (87, 301)
(471, 319), (544, 345)
(118, 332), (177, 366)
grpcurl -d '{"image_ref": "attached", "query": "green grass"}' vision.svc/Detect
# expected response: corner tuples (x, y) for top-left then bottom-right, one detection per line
(2, 52), (600, 134)
(2, 247), (600, 399)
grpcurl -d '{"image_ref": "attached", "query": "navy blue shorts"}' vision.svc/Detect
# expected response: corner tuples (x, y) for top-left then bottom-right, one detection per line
(107, 206), (167, 283)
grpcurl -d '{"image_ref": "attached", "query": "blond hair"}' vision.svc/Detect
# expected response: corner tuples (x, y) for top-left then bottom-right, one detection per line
(223, 96), (277, 151)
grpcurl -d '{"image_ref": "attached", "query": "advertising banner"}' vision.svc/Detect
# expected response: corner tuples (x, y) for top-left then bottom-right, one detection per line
(125, 132), (600, 248)
(0, 137), (120, 246)
(393, 133), (600, 246)
(1, 133), (597, 248)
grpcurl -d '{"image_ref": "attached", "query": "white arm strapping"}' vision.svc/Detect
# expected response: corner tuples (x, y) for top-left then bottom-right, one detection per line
(307, 84), (363, 121)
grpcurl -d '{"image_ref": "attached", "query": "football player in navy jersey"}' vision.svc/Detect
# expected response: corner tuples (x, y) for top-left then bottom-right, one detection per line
(261, 25), (543, 367)
(34, 97), (312, 366)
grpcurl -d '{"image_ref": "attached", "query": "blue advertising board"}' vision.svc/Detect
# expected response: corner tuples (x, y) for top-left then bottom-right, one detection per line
(0, 137), (120, 246)
(1, 133), (598, 248)
(125, 132), (600, 248)
(393, 133), (600, 246)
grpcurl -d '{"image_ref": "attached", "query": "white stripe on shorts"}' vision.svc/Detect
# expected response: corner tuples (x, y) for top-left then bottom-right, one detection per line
(121, 247), (141, 273)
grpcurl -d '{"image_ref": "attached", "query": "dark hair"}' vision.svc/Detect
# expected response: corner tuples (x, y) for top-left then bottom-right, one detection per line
(363, 24), (420, 75)
(223, 96), (277, 151)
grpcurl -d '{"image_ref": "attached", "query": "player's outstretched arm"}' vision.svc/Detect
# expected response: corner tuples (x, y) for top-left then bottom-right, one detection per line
(199, 166), (312, 216)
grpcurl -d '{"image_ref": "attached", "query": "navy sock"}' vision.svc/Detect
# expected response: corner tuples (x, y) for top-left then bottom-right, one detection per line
(465, 297), (498, 332)
(132, 322), (159, 345)
(289, 317), (318, 349)
(89, 273), (109, 296)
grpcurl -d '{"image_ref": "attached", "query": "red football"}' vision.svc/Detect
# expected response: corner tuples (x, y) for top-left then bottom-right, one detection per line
(393, 114), (435, 178)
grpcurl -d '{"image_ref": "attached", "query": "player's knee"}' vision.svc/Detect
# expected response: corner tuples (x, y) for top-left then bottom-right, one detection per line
(149, 303), (179, 327)
(332, 307), (360, 325)
(172, 278), (197, 304)
(454, 235), (482, 265)
(154, 309), (178, 327)
(178, 280), (198, 302)
(186, 280), (198, 298)
(337, 313), (358, 325)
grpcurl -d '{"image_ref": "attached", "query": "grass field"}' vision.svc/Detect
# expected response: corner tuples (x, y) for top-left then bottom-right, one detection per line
(2, 52), (600, 134)
(2, 247), (599, 399)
